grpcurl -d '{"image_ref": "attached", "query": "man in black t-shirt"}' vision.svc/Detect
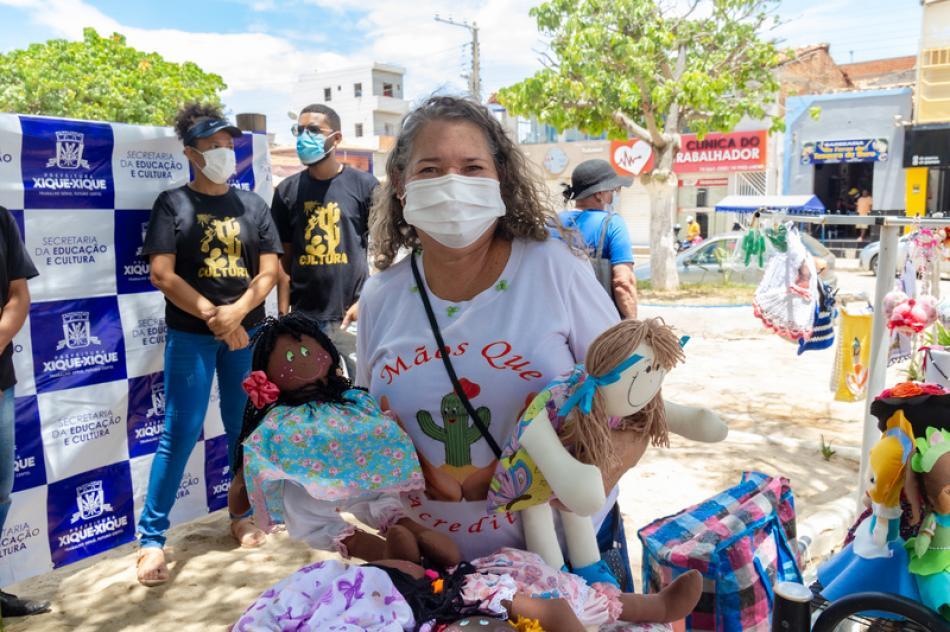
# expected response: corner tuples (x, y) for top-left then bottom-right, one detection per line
(0, 206), (49, 618)
(271, 104), (378, 377)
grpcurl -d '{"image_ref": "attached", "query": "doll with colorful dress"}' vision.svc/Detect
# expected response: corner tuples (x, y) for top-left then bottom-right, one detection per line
(904, 427), (950, 622)
(236, 312), (461, 566)
(234, 546), (702, 631)
(486, 318), (721, 590)
(816, 410), (921, 607)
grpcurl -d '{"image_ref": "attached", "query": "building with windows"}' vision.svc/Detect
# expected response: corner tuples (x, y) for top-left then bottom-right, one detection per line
(293, 63), (409, 153)
(902, 0), (950, 217)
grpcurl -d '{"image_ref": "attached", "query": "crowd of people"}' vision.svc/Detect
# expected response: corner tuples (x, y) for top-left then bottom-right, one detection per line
(0, 95), (700, 627)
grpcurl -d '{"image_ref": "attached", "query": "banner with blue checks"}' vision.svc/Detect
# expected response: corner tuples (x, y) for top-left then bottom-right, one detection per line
(0, 114), (274, 585)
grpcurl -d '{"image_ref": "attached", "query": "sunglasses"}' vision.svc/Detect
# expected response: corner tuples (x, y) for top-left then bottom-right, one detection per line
(291, 123), (334, 137)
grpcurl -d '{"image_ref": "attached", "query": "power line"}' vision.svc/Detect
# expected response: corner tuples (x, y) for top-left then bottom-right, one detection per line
(434, 15), (481, 102)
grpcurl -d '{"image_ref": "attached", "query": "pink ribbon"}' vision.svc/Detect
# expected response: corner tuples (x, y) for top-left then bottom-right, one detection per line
(242, 370), (280, 408)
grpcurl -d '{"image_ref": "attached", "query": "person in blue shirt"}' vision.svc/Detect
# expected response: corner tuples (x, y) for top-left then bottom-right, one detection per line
(560, 159), (638, 318)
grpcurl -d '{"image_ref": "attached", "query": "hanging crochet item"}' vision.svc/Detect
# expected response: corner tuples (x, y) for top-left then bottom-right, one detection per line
(884, 290), (938, 335)
(739, 222), (768, 268)
(910, 228), (943, 274)
(832, 304), (873, 402)
(798, 280), (837, 355)
(753, 223), (818, 343)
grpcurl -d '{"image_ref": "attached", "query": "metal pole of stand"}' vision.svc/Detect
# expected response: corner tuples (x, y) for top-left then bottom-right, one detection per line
(771, 582), (813, 632)
(856, 222), (899, 506)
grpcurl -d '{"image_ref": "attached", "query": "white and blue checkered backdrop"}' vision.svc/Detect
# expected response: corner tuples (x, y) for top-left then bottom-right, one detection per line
(0, 114), (274, 585)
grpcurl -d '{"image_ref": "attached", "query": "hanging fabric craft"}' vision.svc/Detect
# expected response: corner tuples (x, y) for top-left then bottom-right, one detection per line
(753, 223), (819, 342)
(740, 227), (767, 268)
(832, 304), (873, 402)
(798, 280), (837, 355)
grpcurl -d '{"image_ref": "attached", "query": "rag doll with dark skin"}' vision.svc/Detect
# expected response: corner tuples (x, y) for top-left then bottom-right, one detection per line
(369, 554), (701, 632)
(230, 312), (461, 566)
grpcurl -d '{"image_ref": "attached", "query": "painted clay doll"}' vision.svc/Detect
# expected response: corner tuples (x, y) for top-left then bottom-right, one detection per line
(486, 318), (705, 587)
(817, 410), (921, 606)
(237, 312), (461, 566)
(904, 427), (950, 622)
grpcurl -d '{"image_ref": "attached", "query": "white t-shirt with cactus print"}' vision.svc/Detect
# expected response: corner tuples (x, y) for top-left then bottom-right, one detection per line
(356, 238), (619, 560)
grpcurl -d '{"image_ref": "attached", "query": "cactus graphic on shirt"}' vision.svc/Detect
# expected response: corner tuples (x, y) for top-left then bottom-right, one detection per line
(416, 378), (491, 467)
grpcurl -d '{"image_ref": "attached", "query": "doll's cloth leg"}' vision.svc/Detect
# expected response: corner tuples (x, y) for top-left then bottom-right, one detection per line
(522, 503), (565, 569)
(561, 509), (621, 588)
(281, 482), (357, 554)
(346, 493), (407, 534)
(233, 559), (414, 632)
(465, 547), (622, 626)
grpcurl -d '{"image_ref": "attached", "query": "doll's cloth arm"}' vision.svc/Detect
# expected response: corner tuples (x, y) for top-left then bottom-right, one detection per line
(519, 407), (606, 517)
(664, 400), (729, 443)
(915, 513), (936, 558)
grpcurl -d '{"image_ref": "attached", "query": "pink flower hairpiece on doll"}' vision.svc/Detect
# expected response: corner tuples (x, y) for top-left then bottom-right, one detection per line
(242, 370), (280, 408)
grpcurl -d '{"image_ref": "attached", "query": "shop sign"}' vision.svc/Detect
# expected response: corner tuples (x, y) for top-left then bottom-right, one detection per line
(903, 124), (950, 168)
(801, 138), (888, 164)
(673, 130), (766, 173)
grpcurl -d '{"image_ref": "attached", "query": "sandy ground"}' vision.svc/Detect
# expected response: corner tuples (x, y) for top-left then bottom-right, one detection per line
(7, 268), (945, 632)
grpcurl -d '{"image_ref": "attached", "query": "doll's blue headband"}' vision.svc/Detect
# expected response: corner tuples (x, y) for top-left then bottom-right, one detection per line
(559, 336), (689, 416)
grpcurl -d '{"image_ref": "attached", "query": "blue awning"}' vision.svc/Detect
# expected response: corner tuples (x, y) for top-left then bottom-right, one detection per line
(714, 195), (826, 214)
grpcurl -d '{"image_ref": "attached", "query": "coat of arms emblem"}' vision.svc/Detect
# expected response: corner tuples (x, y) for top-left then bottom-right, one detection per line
(46, 131), (91, 170)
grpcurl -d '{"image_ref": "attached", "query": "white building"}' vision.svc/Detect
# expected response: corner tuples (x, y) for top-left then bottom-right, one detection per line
(293, 63), (409, 152)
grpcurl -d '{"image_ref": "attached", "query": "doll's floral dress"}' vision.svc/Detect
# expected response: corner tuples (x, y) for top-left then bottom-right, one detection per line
(243, 388), (424, 530)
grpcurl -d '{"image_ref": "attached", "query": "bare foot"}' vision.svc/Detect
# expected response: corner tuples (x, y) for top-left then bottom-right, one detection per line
(384, 524), (421, 563)
(230, 516), (266, 549)
(136, 547), (169, 587)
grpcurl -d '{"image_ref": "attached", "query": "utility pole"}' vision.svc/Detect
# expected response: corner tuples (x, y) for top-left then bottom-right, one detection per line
(434, 15), (481, 102)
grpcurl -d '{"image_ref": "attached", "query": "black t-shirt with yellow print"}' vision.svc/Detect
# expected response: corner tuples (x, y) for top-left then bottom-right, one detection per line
(270, 165), (378, 322)
(143, 185), (283, 335)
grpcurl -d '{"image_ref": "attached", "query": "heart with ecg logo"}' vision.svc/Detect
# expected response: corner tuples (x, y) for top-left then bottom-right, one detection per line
(611, 139), (654, 176)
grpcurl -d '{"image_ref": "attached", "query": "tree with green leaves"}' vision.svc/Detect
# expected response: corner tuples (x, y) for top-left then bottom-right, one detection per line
(0, 28), (227, 126)
(499, 0), (786, 289)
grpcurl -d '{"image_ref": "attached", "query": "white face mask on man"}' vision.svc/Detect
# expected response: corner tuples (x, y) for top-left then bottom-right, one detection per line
(195, 147), (236, 185)
(402, 174), (507, 249)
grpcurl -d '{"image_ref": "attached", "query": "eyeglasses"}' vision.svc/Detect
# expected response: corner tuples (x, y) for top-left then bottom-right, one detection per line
(291, 123), (332, 137)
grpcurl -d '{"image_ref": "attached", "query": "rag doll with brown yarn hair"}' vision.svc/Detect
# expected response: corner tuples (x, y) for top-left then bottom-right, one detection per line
(486, 318), (717, 596)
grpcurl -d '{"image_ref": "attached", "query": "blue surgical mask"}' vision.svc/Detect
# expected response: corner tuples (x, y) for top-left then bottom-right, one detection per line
(296, 130), (336, 165)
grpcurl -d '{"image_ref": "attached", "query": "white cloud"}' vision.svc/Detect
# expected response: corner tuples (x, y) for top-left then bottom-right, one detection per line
(0, 0), (545, 142)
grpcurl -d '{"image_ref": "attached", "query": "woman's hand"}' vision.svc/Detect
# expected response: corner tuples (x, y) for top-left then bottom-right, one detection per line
(220, 326), (250, 351)
(204, 304), (247, 337)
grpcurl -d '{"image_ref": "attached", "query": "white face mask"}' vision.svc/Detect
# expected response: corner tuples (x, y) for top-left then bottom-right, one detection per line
(403, 174), (506, 249)
(196, 147), (236, 184)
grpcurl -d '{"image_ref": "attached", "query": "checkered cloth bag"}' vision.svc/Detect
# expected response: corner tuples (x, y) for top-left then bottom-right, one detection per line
(638, 472), (802, 632)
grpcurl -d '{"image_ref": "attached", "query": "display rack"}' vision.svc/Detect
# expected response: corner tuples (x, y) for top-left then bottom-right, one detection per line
(758, 213), (949, 508)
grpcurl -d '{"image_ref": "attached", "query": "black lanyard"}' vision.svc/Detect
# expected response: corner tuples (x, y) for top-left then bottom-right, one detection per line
(409, 252), (503, 458)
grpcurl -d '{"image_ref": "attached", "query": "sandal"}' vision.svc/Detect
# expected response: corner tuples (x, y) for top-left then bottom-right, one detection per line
(230, 516), (266, 549)
(136, 548), (169, 587)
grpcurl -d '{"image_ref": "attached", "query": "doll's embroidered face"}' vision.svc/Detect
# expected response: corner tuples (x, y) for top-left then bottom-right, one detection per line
(266, 334), (333, 393)
(600, 342), (666, 417)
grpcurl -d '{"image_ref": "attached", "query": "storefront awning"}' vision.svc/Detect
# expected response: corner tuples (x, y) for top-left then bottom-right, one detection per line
(714, 195), (826, 214)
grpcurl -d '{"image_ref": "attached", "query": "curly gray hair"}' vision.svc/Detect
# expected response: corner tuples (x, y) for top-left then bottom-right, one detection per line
(370, 95), (563, 270)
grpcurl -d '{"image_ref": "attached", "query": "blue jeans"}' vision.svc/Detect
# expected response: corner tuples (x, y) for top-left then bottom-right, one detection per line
(138, 328), (253, 548)
(0, 386), (14, 536)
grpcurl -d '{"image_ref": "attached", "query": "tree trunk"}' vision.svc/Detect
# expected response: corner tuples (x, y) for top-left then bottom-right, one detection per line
(646, 143), (679, 290)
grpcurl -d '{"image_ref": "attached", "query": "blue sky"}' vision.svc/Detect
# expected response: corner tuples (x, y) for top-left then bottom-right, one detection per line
(0, 0), (923, 144)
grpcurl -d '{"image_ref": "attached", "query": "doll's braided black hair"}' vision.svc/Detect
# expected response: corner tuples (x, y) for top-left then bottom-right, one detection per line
(232, 312), (362, 473)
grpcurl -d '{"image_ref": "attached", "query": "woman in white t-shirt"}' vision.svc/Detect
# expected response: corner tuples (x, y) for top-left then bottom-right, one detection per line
(356, 96), (726, 580)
